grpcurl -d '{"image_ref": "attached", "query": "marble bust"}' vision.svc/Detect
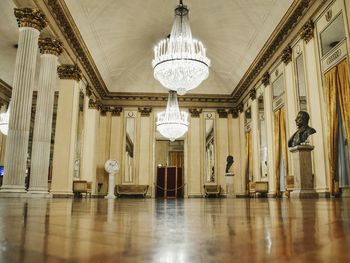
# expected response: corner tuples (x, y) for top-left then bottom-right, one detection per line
(288, 111), (316, 148)
(225, 155), (234, 174)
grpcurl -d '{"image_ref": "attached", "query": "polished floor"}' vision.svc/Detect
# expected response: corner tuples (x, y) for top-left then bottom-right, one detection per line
(0, 198), (349, 263)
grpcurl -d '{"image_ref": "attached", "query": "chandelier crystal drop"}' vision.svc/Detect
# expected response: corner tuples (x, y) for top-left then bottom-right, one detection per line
(156, 91), (189, 141)
(152, 0), (210, 95)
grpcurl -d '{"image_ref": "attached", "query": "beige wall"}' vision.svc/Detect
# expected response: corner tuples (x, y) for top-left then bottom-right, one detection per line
(51, 79), (80, 195)
(186, 116), (202, 197)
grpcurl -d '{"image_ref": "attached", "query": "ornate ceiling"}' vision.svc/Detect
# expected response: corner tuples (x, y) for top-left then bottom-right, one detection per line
(64, 0), (293, 95)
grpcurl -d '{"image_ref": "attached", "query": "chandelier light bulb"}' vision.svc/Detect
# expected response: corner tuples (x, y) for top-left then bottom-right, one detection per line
(152, 0), (210, 95)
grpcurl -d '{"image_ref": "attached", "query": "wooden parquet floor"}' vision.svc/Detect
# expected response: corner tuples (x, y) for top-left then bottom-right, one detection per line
(0, 198), (349, 263)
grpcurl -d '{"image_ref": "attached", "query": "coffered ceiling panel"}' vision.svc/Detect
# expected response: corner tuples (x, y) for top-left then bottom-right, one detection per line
(65, 0), (293, 95)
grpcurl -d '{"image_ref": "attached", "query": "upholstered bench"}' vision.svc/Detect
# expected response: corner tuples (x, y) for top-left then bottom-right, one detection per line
(73, 180), (92, 197)
(115, 185), (149, 197)
(203, 185), (221, 197)
(254, 181), (268, 197)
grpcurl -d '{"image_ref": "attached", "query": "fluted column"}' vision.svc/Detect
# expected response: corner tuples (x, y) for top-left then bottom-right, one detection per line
(1, 8), (47, 193)
(28, 38), (63, 195)
(50, 65), (81, 196)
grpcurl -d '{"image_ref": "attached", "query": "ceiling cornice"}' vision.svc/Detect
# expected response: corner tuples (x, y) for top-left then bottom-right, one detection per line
(47, 0), (108, 99)
(43, 0), (325, 108)
(231, 0), (323, 103)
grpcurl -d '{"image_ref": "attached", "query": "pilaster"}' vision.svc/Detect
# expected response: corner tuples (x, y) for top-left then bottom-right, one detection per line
(50, 65), (81, 196)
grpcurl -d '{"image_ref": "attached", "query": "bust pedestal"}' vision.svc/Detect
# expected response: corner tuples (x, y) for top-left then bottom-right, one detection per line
(105, 172), (116, 199)
(225, 173), (234, 196)
(289, 145), (318, 198)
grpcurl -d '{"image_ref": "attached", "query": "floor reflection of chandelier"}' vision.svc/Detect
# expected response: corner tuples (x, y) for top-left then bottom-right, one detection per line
(152, 0), (210, 95)
(0, 107), (9, 136)
(156, 91), (188, 141)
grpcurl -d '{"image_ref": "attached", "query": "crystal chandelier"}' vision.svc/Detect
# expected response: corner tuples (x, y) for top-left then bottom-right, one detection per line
(152, 0), (210, 95)
(0, 107), (9, 136)
(156, 91), (189, 141)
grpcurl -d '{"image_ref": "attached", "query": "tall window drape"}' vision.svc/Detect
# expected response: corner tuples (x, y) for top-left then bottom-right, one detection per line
(273, 107), (288, 196)
(324, 59), (350, 195)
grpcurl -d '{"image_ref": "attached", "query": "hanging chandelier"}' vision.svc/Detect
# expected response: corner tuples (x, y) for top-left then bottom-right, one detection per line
(0, 107), (9, 136)
(156, 91), (189, 141)
(152, 0), (210, 95)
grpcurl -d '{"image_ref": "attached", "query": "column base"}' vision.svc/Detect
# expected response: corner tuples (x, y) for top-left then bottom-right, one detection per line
(235, 193), (249, 198)
(27, 191), (52, 198)
(105, 194), (116, 199)
(290, 189), (319, 198)
(0, 185), (27, 196)
(50, 190), (74, 198)
(341, 187), (350, 197)
(187, 194), (203, 198)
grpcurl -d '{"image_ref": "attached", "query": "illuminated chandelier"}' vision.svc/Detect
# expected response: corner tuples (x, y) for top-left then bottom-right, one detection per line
(156, 91), (188, 141)
(152, 0), (210, 95)
(0, 107), (9, 135)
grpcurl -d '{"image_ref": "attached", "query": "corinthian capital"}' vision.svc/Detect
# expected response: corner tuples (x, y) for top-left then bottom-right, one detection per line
(39, 38), (63, 56)
(57, 64), (81, 81)
(14, 8), (47, 31)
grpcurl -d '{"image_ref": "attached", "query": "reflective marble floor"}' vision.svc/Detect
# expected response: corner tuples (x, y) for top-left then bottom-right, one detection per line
(0, 198), (349, 263)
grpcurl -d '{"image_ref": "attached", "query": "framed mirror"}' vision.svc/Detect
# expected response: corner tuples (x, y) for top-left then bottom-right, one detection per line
(258, 95), (268, 178)
(124, 112), (135, 183)
(272, 74), (284, 100)
(320, 12), (346, 57)
(205, 114), (215, 183)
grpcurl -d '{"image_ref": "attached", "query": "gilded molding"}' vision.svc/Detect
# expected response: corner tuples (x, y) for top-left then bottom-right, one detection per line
(39, 37), (63, 56)
(47, 0), (107, 97)
(281, 45), (292, 64)
(111, 107), (123, 116)
(138, 107), (152, 117)
(14, 8), (47, 31)
(57, 64), (81, 81)
(189, 108), (202, 118)
(229, 108), (239, 119)
(232, 0), (314, 102)
(100, 105), (109, 115)
(261, 72), (270, 87)
(217, 109), (228, 118)
(88, 98), (101, 110)
(249, 89), (256, 100)
(237, 103), (244, 113)
(300, 20), (314, 43)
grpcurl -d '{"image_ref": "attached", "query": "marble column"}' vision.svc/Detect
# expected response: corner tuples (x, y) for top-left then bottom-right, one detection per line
(50, 65), (81, 196)
(1, 8), (47, 194)
(28, 38), (63, 195)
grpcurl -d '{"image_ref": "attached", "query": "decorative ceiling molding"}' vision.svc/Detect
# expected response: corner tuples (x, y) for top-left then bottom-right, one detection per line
(261, 72), (270, 87)
(249, 89), (256, 101)
(229, 108), (239, 119)
(57, 64), (81, 81)
(300, 19), (314, 43)
(231, 0), (316, 102)
(14, 8), (47, 31)
(281, 45), (293, 64)
(38, 37), (63, 56)
(217, 109), (229, 118)
(45, 0), (323, 108)
(47, 0), (108, 98)
(188, 108), (202, 118)
(138, 107), (152, 117)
